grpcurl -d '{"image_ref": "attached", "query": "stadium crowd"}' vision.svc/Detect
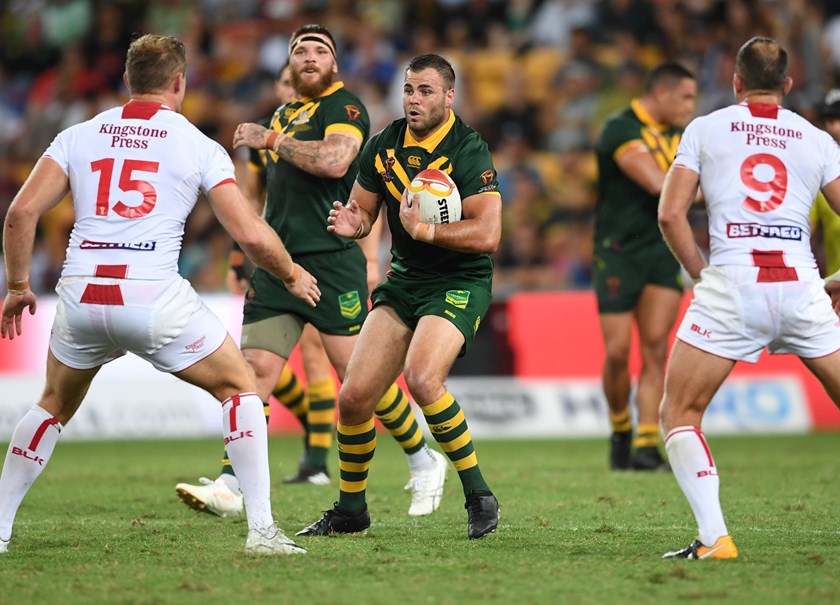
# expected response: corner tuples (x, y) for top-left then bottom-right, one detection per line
(1, 0), (840, 296)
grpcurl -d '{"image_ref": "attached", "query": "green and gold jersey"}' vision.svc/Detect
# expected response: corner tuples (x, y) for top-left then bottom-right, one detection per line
(594, 99), (683, 252)
(810, 192), (840, 276)
(357, 111), (500, 279)
(247, 116), (272, 189)
(262, 81), (369, 256)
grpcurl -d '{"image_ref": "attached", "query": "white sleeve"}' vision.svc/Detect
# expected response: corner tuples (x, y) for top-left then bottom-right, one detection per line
(821, 134), (840, 188)
(41, 129), (71, 176)
(200, 140), (237, 194)
(672, 118), (701, 174)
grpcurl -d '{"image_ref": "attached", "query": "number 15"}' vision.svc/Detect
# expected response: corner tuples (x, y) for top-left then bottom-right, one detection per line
(91, 158), (159, 218)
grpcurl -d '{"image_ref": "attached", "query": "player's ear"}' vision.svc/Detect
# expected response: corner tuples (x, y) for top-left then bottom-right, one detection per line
(732, 72), (743, 97)
(173, 71), (185, 94)
(782, 76), (793, 96)
(445, 87), (455, 108)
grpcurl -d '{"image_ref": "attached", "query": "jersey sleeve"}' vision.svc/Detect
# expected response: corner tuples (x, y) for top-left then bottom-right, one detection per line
(200, 140), (237, 193)
(451, 132), (499, 199)
(672, 118), (701, 173)
(322, 96), (369, 146)
(820, 133), (840, 188)
(356, 132), (382, 194)
(596, 115), (640, 161)
(42, 128), (72, 175)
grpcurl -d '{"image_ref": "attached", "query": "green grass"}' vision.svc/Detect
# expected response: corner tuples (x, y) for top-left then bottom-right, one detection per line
(0, 434), (837, 605)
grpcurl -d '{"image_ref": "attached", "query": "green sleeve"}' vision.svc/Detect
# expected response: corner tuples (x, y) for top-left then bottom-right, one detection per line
(451, 132), (499, 198)
(356, 132), (383, 194)
(596, 114), (639, 159)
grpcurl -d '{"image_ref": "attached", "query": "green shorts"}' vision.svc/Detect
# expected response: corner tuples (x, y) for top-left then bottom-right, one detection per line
(593, 242), (682, 313)
(371, 272), (492, 356)
(243, 246), (368, 335)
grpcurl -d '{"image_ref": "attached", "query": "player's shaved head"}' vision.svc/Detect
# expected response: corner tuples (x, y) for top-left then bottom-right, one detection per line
(735, 37), (789, 93)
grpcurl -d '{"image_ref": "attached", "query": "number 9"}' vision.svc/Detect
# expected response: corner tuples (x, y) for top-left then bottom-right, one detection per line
(741, 153), (787, 213)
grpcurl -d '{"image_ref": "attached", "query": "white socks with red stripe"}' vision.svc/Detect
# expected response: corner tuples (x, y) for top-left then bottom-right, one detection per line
(221, 393), (273, 531)
(0, 406), (63, 542)
(665, 425), (729, 546)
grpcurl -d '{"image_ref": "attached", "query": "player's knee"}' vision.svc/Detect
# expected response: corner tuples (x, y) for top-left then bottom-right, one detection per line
(403, 365), (443, 403)
(336, 384), (374, 423)
(603, 345), (630, 369)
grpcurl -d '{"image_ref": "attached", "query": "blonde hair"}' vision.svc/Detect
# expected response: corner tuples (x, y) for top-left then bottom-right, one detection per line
(125, 34), (186, 94)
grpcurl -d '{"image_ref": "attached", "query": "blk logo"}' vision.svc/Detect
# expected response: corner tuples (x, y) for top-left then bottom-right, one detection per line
(12, 446), (45, 466)
(224, 430), (254, 445)
(697, 469), (718, 478)
(691, 323), (712, 338)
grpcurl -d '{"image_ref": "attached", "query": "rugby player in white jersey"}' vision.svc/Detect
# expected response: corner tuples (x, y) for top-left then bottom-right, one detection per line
(658, 36), (840, 559)
(0, 34), (320, 556)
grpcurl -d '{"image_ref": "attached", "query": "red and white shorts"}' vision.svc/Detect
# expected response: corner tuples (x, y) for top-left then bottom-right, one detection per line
(50, 275), (228, 372)
(677, 265), (840, 363)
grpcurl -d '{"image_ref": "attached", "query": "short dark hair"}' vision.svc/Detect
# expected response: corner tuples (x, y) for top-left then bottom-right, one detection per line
(125, 34), (186, 94)
(406, 54), (456, 90)
(644, 61), (695, 93)
(735, 37), (788, 93)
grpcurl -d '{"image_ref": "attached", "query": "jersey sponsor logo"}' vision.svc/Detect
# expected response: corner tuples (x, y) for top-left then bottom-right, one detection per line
(344, 104), (361, 121)
(445, 290), (470, 309)
(80, 240), (157, 251)
(338, 290), (362, 319)
(407, 155), (422, 167)
(726, 223), (802, 240)
(480, 169), (494, 186)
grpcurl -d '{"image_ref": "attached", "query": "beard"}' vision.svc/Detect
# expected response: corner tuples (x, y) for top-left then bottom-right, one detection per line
(406, 103), (447, 139)
(291, 66), (334, 99)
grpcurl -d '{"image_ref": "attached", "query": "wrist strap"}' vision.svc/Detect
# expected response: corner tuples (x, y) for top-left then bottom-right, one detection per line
(7, 277), (29, 295)
(283, 264), (301, 285)
(410, 222), (435, 243)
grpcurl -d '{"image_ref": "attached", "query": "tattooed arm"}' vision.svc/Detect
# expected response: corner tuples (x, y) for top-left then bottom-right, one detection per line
(233, 123), (361, 179)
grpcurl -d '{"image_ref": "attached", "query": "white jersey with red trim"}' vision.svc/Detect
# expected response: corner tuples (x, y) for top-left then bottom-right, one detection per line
(674, 102), (840, 268)
(44, 100), (236, 280)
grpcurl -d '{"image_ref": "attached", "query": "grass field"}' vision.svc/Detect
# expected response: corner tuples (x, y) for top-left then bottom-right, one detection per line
(0, 433), (837, 605)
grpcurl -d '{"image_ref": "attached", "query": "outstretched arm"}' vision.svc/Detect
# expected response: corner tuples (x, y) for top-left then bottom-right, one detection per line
(208, 182), (320, 307)
(233, 123), (361, 180)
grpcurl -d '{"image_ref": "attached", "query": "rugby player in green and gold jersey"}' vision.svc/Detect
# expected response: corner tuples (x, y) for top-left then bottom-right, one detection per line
(176, 25), (449, 520)
(296, 53), (502, 540)
(594, 62), (697, 471)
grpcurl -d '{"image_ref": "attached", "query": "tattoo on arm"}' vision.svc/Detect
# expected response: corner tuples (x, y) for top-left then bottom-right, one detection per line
(276, 134), (360, 178)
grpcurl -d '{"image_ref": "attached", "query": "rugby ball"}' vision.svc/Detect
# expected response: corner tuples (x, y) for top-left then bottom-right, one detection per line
(407, 169), (462, 224)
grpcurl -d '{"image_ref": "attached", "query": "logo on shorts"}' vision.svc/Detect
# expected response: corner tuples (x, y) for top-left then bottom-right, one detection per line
(338, 290), (362, 319)
(445, 290), (470, 309)
(185, 335), (206, 352)
(690, 323), (712, 338)
(474, 315), (481, 334)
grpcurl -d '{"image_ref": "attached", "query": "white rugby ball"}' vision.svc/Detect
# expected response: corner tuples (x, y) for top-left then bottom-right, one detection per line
(408, 168), (462, 224)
